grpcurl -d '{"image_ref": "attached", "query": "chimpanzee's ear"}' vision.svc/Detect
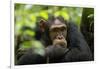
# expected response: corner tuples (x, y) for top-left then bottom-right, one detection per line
(39, 19), (47, 32)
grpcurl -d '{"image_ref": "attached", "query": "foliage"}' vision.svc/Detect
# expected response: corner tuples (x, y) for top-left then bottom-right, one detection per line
(15, 4), (83, 35)
(81, 8), (94, 30)
(80, 8), (94, 55)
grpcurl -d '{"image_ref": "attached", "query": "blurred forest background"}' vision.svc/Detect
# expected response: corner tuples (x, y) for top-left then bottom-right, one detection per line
(14, 4), (94, 64)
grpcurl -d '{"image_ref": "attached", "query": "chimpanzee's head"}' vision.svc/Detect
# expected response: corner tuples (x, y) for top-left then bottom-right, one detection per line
(39, 16), (67, 48)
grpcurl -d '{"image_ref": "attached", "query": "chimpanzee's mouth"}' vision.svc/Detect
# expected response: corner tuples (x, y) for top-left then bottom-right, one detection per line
(53, 39), (67, 48)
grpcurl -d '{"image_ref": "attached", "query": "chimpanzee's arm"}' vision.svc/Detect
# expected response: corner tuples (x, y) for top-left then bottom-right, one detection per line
(17, 48), (47, 65)
(62, 22), (93, 62)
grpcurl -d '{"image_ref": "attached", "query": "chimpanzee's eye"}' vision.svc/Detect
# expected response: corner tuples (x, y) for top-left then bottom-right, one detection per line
(61, 27), (66, 31)
(52, 28), (58, 32)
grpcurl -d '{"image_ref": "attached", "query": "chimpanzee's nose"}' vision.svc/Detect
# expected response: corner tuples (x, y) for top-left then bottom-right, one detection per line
(57, 35), (63, 39)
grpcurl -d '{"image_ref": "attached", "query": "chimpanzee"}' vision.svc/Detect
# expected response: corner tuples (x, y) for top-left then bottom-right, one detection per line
(16, 16), (93, 65)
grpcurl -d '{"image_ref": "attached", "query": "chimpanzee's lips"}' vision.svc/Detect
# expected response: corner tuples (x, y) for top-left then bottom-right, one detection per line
(53, 39), (67, 48)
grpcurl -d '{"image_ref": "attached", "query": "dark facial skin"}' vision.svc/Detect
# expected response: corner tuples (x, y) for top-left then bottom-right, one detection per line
(49, 19), (67, 48)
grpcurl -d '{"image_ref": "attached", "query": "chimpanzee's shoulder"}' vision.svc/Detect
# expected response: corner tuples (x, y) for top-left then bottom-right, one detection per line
(67, 21), (78, 30)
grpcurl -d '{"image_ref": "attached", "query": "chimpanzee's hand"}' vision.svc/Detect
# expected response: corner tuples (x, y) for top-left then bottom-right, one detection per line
(45, 45), (68, 60)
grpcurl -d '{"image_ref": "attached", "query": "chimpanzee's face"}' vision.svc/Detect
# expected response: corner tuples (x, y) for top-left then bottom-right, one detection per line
(49, 19), (67, 47)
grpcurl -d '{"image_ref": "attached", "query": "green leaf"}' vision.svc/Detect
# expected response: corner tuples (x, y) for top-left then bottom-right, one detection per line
(30, 14), (36, 23)
(40, 10), (48, 20)
(24, 30), (35, 36)
(61, 10), (69, 20)
(54, 11), (60, 17)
